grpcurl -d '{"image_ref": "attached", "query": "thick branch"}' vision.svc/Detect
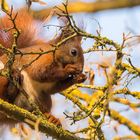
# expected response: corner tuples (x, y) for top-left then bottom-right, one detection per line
(110, 109), (140, 136)
(0, 98), (87, 140)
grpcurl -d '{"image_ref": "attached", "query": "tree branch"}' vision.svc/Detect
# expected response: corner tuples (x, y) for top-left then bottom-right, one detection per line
(0, 98), (87, 140)
(110, 109), (140, 136)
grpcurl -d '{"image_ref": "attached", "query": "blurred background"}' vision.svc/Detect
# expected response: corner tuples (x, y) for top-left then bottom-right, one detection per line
(0, 0), (140, 140)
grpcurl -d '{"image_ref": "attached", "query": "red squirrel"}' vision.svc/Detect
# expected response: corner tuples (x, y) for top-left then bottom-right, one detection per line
(0, 10), (86, 125)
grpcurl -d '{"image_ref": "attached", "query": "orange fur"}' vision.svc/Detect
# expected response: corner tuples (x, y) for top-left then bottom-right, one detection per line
(0, 9), (86, 126)
(0, 76), (8, 100)
(0, 10), (43, 55)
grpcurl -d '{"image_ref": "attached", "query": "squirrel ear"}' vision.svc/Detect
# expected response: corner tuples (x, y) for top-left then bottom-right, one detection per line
(74, 35), (82, 44)
(58, 16), (69, 26)
(58, 16), (83, 42)
(58, 17), (74, 40)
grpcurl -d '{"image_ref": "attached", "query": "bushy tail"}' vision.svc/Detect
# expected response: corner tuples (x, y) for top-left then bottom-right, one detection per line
(0, 9), (42, 55)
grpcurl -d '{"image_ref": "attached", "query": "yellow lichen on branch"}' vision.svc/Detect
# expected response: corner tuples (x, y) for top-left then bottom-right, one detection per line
(0, 98), (87, 140)
(110, 109), (140, 136)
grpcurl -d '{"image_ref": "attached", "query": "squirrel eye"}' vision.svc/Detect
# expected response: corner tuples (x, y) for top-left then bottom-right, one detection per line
(70, 48), (78, 57)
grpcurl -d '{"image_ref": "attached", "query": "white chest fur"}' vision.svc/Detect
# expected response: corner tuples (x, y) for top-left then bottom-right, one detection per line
(0, 60), (56, 99)
(21, 70), (37, 100)
(0, 61), (4, 70)
(21, 70), (56, 99)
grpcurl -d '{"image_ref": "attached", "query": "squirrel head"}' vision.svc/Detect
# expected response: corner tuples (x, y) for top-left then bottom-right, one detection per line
(22, 16), (85, 83)
(53, 17), (84, 72)
(54, 30), (84, 72)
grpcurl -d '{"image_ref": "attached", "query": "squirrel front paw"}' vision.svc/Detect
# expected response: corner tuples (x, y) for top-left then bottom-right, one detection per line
(64, 64), (82, 76)
(73, 73), (87, 83)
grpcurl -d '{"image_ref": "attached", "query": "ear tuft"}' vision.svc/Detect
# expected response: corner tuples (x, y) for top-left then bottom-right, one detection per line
(58, 16), (83, 42)
(58, 16), (69, 27)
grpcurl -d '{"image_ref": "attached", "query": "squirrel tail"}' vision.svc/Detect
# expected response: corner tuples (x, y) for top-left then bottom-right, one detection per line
(0, 9), (43, 54)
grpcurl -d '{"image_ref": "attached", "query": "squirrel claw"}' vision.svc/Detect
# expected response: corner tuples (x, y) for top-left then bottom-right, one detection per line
(44, 113), (62, 127)
(73, 73), (87, 83)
